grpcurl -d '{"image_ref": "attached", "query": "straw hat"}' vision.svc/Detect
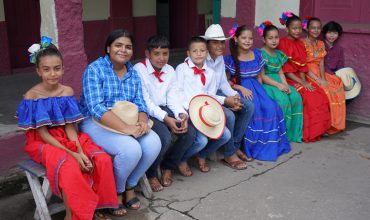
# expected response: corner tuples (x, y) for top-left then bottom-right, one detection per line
(189, 94), (226, 139)
(335, 67), (361, 100)
(201, 24), (229, 41)
(93, 101), (153, 135)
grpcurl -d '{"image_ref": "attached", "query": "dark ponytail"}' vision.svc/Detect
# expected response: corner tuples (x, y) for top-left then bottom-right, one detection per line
(229, 25), (250, 85)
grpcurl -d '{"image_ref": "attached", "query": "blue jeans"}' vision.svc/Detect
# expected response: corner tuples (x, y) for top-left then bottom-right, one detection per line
(80, 118), (161, 193)
(180, 127), (232, 161)
(147, 106), (197, 177)
(223, 96), (254, 157)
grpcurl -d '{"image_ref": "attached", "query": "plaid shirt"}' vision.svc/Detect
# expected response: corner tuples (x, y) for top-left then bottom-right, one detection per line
(80, 55), (148, 121)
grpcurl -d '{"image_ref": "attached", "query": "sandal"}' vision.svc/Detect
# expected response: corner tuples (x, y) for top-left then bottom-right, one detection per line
(125, 196), (141, 210)
(195, 157), (210, 173)
(108, 204), (127, 216)
(221, 159), (247, 170)
(124, 187), (141, 210)
(161, 169), (173, 187)
(236, 150), (254, 162)
(178, 163), (193, 177)
(148, 177), (164, 192)
(94, 212), (112, 220)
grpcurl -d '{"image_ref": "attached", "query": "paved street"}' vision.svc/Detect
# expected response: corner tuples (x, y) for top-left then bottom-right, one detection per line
(0, 121), (369, 220)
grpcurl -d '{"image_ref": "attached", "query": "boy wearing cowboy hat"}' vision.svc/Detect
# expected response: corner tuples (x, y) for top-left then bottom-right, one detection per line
(202, 24), (255, 169)
(134, 35), (198, 191)
(176, 36), (231, 172)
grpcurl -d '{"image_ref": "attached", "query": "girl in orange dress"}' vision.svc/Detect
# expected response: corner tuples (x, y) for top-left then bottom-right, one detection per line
(277, 12), (331, 142)
(302, 17), (346, 134)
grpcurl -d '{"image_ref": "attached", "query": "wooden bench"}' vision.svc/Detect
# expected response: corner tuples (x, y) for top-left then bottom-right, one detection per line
(17, 159), (153, 220)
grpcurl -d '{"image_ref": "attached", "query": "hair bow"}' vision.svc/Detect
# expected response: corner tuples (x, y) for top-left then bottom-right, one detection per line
(229, 24), (238, 38)
(257, 21), (273, 37)
(28, 36), (53, 64)
(279, 11), (293, 25)
(302, 16), (312, 30)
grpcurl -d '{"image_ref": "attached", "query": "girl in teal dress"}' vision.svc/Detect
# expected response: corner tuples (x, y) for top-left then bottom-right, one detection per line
(258, 21), (303, 142)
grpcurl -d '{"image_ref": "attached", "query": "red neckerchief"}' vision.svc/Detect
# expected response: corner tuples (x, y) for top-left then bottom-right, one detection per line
(141, 59), (164, 83)
(186, 59), (206, 86)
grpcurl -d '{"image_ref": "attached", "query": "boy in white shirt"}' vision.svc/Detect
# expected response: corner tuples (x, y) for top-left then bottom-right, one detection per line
(134, 35), (197, 192)
(203, 24), (255, 169)
(176, 36), (231, 172)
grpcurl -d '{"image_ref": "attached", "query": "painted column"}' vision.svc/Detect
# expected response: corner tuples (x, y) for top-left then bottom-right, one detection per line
(53, 0), (88, 97)
(0, 0), (11, 75)
(133, 0), (156, 58)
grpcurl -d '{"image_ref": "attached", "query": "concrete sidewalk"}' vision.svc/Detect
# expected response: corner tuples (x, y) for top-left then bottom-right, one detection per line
(0, 121), (369, 219)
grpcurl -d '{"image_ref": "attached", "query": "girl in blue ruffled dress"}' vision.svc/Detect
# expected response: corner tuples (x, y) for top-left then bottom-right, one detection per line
(224, 25), (291, 161)
(16, 38), (120, 220)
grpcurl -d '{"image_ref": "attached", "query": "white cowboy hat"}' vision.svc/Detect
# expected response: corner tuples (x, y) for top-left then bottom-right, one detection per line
(189, 94), (226, 139)
(335, 67), (361, 100)
(201, 24), (230, 41)
(92, 101), (153, 135)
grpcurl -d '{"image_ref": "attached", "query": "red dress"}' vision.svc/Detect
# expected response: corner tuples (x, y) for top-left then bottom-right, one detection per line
(278, 37), (331, 142)
(17, 96), (118, 220)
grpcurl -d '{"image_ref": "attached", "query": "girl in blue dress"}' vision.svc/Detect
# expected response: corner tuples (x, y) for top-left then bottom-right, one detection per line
(224, 25), (291, 161)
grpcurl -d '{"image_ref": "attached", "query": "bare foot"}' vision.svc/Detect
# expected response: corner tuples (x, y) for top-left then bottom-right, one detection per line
(161, 169), (173, 187)
(148, 177), (164, 192)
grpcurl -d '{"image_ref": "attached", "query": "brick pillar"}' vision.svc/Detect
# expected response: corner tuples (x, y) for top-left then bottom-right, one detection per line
(54, 0), (88, 97)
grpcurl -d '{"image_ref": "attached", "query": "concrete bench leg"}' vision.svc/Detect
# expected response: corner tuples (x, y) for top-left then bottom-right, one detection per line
(25, 172), (51, 220)
(139, 175), (153, 199)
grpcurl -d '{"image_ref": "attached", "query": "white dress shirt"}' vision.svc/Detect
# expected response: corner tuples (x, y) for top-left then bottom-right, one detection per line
(176, 58), (218, 110)
(205, 54), (238, 104)
(134, 58), (186, 121)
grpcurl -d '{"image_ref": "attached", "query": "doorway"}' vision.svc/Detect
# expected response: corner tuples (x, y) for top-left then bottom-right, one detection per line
(4, 0), (41, 70)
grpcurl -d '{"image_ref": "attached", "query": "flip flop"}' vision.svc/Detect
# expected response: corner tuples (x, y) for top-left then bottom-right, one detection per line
(125, 197), (140, 210)
(178, 164), (193, 177)
(108, 204), (127, 216)
(221, 159), (247, 170)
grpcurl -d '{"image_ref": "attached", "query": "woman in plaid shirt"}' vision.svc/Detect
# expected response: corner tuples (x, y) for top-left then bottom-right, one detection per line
(80, 29), (161, 215)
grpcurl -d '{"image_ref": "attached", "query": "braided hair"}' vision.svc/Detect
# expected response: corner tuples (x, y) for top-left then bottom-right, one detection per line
(229, 25), (251, 85)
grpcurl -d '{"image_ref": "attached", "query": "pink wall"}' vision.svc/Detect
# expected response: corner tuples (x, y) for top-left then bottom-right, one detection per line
(0, 22), (11, 75)
(55, 0), (88, 98)
(340, 32), (370, 119)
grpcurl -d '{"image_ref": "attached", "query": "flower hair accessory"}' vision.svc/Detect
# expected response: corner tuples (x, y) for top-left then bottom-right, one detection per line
(257, 21), (273, 37)
(279, 11), (293, 25)
(28, 36), (53, 64)
(302, 16), (312, 30)
(229, 24), (238, 38)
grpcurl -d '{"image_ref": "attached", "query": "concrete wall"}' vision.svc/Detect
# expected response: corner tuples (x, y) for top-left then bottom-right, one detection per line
(0, 0), (4, 21)
(82, 0), (109, 21)
(40, 0), (58, 47)
(133, 0), (156, 17)
(255, 0), (299, 28)
(198, 0), (212, 14)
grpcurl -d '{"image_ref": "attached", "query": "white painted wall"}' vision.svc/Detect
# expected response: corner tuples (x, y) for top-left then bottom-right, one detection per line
(82, 0), (109, 21)
(198, 0), (212, 14)
(0, 0), (5, 22)
(221, 0), (236, 18)
(255, 0), (300, 28)
(40, 0), (58, 47)
(133, 0), (156, 17)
